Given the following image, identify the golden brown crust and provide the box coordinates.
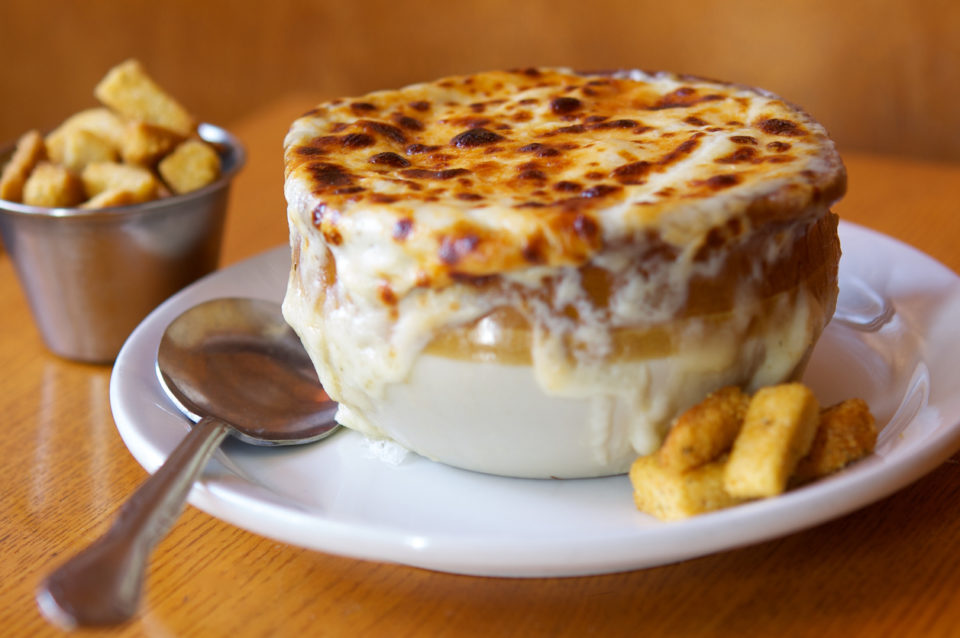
[0,130,47,202]
[793,398,877,482]
[22,161,85,208]
[658,386,750,471]
[94,59,197,137]
[284,68,845,289]
[631,384,876,518]
[158,138,221,194]
[723,383,821,498]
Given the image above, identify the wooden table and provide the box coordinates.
[3,95,960,637]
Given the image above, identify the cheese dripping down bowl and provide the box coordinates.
[281,68,845,479]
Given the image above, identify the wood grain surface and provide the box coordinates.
[2,93,960,637]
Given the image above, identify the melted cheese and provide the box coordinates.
[282,68,845,477]
[285,68,843,292]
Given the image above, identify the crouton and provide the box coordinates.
[724,383,820,498]
[22,162,85,208]
[0,130,47,202]
[158,138,220,194]
[793,399,877,482]
[81,161,160,203]
[658,386,749,472]
[94,59,196,137]
[631,454,744,521]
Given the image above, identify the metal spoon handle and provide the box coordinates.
[37,416,231,629]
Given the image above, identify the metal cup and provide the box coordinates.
[0,123,245,363]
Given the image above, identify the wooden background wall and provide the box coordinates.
[2,0,958,161]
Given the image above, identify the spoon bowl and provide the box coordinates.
[157,297,338,443]
[37,297,339,629]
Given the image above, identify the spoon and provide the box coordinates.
[36,297,339,629]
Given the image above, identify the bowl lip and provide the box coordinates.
[0,122,246,220]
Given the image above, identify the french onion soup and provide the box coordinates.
[282,68,845,478]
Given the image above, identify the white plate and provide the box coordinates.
[110,222,960,577]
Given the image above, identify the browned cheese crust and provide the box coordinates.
[284,68,845,291]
